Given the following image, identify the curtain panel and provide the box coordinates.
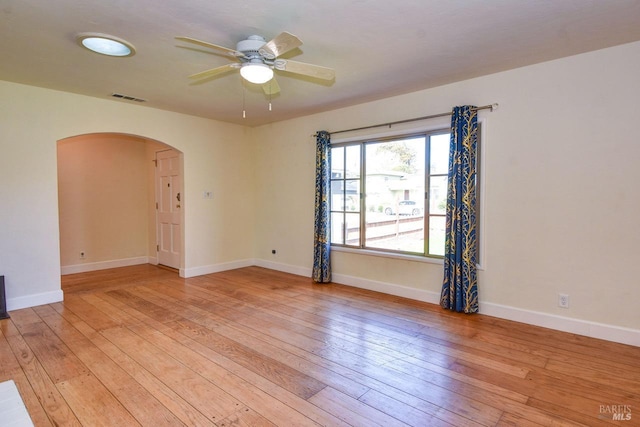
[440,106,479,313]
[312,130,332,283]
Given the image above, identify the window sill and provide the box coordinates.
[330,245,444,265]
[330,245,485,271]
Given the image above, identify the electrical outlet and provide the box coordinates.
[558,293,570,308]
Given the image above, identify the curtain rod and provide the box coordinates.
[316,103,498,137]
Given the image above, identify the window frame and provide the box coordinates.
[328,122,483,265]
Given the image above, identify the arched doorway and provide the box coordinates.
[57,133,184,275]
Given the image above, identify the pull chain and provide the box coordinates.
[242,80,246,119]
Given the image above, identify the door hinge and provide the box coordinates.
[155,202,158,209]
[152,159,157,167]
[156,244,159,252]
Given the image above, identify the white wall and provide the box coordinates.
[252,41,640,345]
[0,82,255,309]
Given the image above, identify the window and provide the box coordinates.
[330,129,479,258]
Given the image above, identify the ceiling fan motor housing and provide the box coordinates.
[236,35,266,57]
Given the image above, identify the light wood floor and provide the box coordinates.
[1,265,638,426]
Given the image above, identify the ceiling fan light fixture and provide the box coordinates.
[240,63,273,84]
[76,33,135,57]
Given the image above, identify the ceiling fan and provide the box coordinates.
[175,32,335,95]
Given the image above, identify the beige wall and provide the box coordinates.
[57,134,153,268]
[1,40,638,343]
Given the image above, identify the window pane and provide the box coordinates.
[364,137,425,253]
[429,176,447,215]
[345,145,360,178]
[428,216,446,256]
[430,133,450,174]
[365,214,424,252]
[330,212,344,244]
[344,179,360,212]
[344,212,360,245]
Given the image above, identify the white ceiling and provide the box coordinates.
[2,0,640,126]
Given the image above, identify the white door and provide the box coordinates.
[156,149,181,269]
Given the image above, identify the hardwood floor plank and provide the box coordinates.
[0,264,631,427]
[0,325,23,380]
[2,319,82,426]
[12,321,88,384]
[357,389,457,427]
[216,407,277,427]
[34,305,187,427]
[93,290,343,426]
[135,284,370,399]
[9,372,54,427]
[495,412,545,427]
[71,319,215,427]
[0,327,52,427]
[99,325,242,423]
[543,357,640,392]
[136,321,337,427]
[56,373,141,426]
[107,287,329,400]
[308,386,408,427]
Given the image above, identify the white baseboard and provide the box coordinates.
[181,259,254,278]
[253,259,313,278]
[61,256,150,275]
[7,289,64,312]
[256,260,640,348]
[480,302,640,348]
[332,271,442,304]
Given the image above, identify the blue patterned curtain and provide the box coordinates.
[313,130,331,283]
[440,106,478,313]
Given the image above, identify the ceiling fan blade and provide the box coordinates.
[262,77,280,95]
[188,63,239,80]
[175,36,245,58]
[274,59,335,81]
[259,32,302,59]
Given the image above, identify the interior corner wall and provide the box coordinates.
[251,41,640,344]
[0,81,255,310]
[57,133,154,272]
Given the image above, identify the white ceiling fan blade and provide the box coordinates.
[259,32,302,59]
[176,36,245,58]
[188,63,239,80]
[262,77,280,95]
[274,59,335,81]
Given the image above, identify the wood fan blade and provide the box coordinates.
[259,32,302,59]
[188,63,239,81]
[262,77,280,95]
[175,36,245,58]
[275,59,335,81]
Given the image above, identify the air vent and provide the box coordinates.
[111,93,147,103]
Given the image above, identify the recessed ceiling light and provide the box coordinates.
[76,33,135,57]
